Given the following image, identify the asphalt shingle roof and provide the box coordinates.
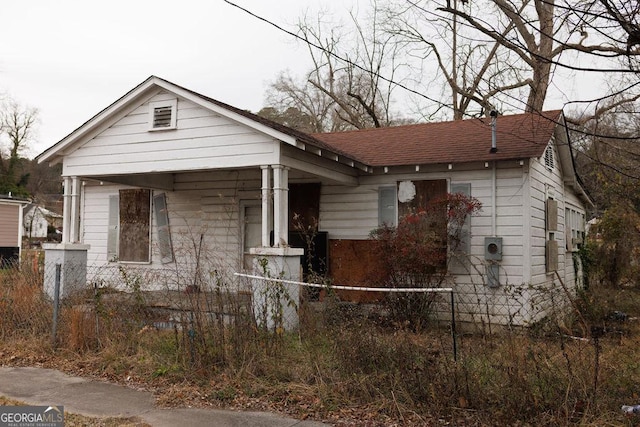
[312,110,563,167]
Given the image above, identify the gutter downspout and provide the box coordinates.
[490,110,498,237]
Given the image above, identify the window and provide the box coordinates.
[108,189,151,263]
[398,179,448,269]
[148,99,177,131]
[565,207,585,252]
[545,197,558,272]
[397,179,447,217]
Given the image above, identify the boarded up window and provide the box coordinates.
[398,179,447,217]
[546,239,558,272]
[398,179,448,270]
[119,189,151,263]
[546,198,558,232]
[328,239,387,303]
[153,192,174,264]
[289,183,320,232]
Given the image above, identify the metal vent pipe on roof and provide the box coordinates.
[490,110,498,153]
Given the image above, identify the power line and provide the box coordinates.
[222,0,457,115]
[222,0,640,143]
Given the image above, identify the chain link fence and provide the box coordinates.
[4,253,631,424]
[3,254,578,354]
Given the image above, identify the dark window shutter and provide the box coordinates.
[107,195,119,261]
[378,186,397,227]
[450,183,472,273]
[153,192,174,264]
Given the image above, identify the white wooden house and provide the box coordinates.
[23,204,63,240]
[0,195,29,266]
[37,76,591,325]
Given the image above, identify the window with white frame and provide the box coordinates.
[148,99,177,131]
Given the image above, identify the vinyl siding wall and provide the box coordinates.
[526,138,586,324]
[318,162,534,325]
[0,203,20,247]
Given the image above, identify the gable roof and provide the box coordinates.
[37,76,364,170]
[313,110,563,166]
[38,75,563,171]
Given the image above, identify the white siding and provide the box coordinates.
[525,138,588,324]
[528,140,566,288]
[24,209,49,239]
[63,91,279,177]
[317,163,538,325]
[82,169,262,289]
[318,163,527,285]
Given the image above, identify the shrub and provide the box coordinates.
[370,193,481,329]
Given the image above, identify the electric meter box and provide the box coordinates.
[484,237,503,261]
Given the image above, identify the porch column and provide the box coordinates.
[61,176,81,243]
[61,177,71,243]
[260,165,271,247]
[45,175,89,300]
[272,165,289,247]
[69,176,81,243]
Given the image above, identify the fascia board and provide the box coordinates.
[156,81,299,147]
[37,77,162,165]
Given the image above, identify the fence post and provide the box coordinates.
[51,263,61,347]
[450,290,457,362]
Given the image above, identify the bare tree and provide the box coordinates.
[0,100,38,196]
[384,0,532,119]
[264,4,403,132]
[383,0,639,118]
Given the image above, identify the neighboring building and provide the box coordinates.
[23,204,63,240]
[37,76,591,325]
[0,195,29,266]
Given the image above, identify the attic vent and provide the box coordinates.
[148,99,177,131]
[544,145,554,170]
[153,106,172,128]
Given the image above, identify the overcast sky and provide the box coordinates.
[0,0,353,157]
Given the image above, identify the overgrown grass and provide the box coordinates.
[2,264,640,425]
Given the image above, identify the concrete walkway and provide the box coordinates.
[0,367,330,426]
